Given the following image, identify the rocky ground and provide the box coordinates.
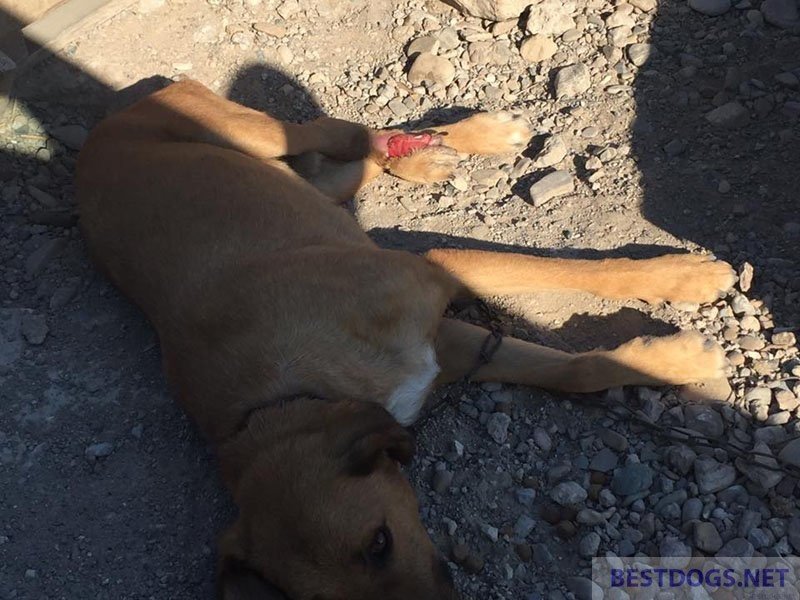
[1,0,799,598]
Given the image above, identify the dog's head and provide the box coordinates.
[217,400,458,600]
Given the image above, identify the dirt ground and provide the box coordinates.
[1,0,798,598]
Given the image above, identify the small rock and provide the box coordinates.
[51,125,89,150]
[590,448,619,473]
[447,0,531,21]
[407,36,440,57]
[694,522,723,553]
[21,313,48,345]
[694,457,736,493]
[705,102,750,128]
[761,0,800,28]
[610,463,653,496]
[432,469,454,494]
[520,35,557,62]
[529,171,574,206]
[684,405,724,438]
[487,412,512,444]
[566,577,603,600]
[626,43,653,67]
[735,442,783,489]
[554,63,591,98]
[532,135,568,168]
[85,442,114,460]
[533,427,553,452]
[778,438,800,468]
[514,514,537,539]
[407,53,456,87]
[579,532,601,557]
[738,262,754,292]
[550,481,587,506]
[772,331,796,347]
[688,0,732,15]
[600,429,628,452]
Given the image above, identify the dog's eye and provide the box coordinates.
[367,525,393,564]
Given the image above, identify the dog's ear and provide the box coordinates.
[218,523,290,600]
[340,408,415,476]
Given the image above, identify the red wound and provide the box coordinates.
[385,133,438,158]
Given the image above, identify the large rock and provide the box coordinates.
[444,0,531,20]
[525,0,577,36]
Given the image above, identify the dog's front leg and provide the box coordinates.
[434,318,726,392]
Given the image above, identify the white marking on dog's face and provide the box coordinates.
[385,344,439,426]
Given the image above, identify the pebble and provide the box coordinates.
[772,331,796,347]
[520,35,557,62]
[566,577,603,600]
[778,438,800,468]
[514,514,536,539]
[406,36,439,57]
[533,135,568,168]
[21,313,48,345]
[738,262,754,292]
[788,517,800,553]
[554,63,591,98]
[579,532,601,557]
[705,102,750,128]
[590,448,619,473]
[761,0,800,28]
[684,405,724,438]
[407,53,456,87]
[694,457,737,493]
[432,469,454,494]
[693,521,723,553]
[487,412,512,444]
[550,481,587,506]
[600,429,628,452]
[626,43,653,67]
[533,427,553,452]
[85,442,114,460]
[610,463,653,496]
[529,171,574,206]
[688,0,732,15]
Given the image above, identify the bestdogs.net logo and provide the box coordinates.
[592,556,800,600]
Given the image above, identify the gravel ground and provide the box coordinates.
[1,0,799,598]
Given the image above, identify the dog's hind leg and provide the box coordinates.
[425,250,736,305]
[434,318,726,392]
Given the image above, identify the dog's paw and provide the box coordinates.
[457,111,532,155]
[386,146,460,184]
[640,254,736,305]
[616,331,728,385]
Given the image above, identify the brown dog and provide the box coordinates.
[76,79,735,600]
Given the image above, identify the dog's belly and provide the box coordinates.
[384,343,439,426]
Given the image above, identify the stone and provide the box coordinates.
[51,125,89,150]
[684,405,724,438]
[554,63,591,98]
[519,35,557,62]
[525,0,577,36]
[21,313,48,345]
[446,0,532,20]
[0,309,24,368]
[761,0,800,28]
[590,448,619,473]
[487,412,512,444]
[660,538,692,568]
[788,517,800,553]
[566,577,603,600]
[717,538,754,558]
[532,135,567,168]
[705,102,750,128]
[772,331,796,347]
[611,464,653,496]
[25,238,66,280]
[688,0,732,15]
[407,53,456,87]
[533,427,553,452]
[550,481,587,506]
[432,469,454,494]
[778,438,800,468]
[626,43,653,67]
[579,532,601,557]
[682,498,703,522]
[514,514,536,539]
[694,522,723,553]
[694,457,737,493]
[738,262,754,292]
[407,36,440,57]
[85,442,114,460]
[529,171,574,206]
[600,429,628,452]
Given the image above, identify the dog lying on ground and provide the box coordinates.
[76,79,735,599]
